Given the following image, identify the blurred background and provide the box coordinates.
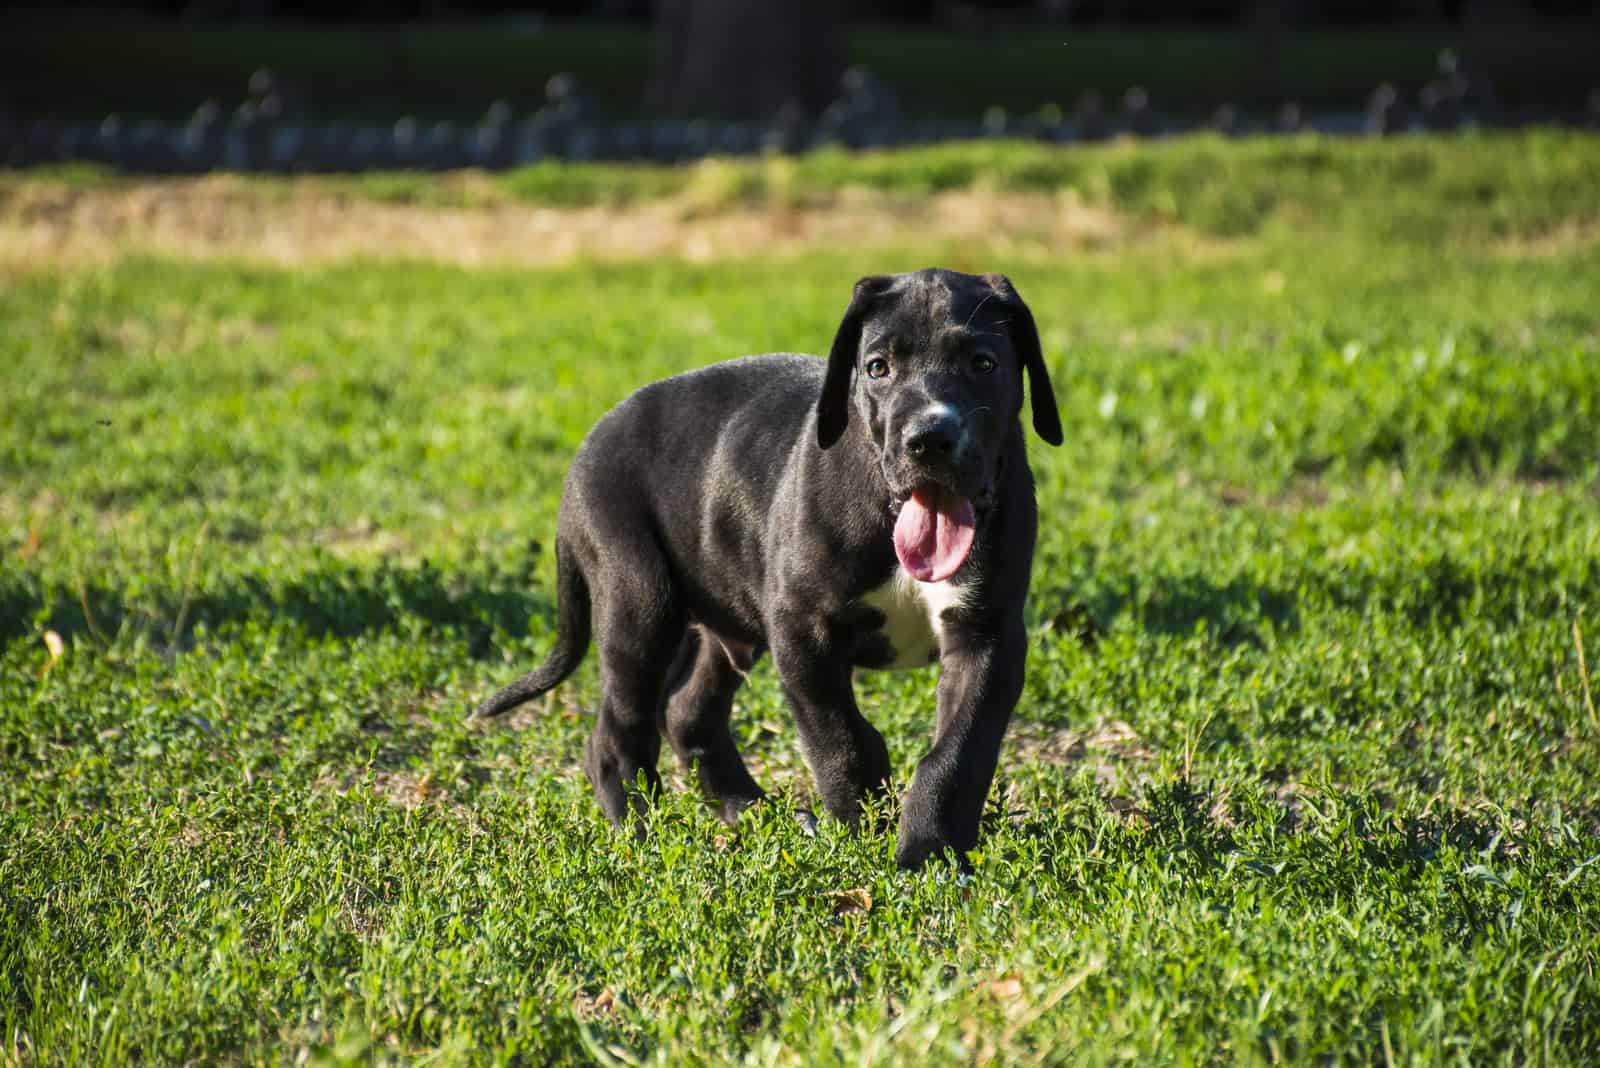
[3,0,1597,171]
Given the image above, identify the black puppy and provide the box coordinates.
[473,268,1061,868]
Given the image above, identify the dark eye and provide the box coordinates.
[865,356,891,379]
[972,352,998,374]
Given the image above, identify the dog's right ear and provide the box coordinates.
[818,275,895,449]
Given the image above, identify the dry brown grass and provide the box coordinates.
[1491,218,1600,260]
[0,173,1131,272]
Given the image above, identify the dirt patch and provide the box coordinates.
[369,768,447,810]
[0,173,1130,272]
[1008,719,1156,771]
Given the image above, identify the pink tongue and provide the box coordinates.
[893,489,977,583]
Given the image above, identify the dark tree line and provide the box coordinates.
[29,0,1600,20]
[18,0,1596,128]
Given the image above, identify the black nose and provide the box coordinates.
[904,418,959,462]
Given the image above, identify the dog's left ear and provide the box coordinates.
[985,274,1063,446]
[818,274,895,449]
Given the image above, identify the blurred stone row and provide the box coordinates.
[4,60,1597,173]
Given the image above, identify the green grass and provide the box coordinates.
[4,133,1600,1064]
[3,12,1598,122]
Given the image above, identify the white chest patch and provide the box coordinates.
[859,568,970,671]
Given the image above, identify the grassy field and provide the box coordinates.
[4,131,1600,1064]
[4,13,1600,122]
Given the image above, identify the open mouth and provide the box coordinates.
[892,483,978,583]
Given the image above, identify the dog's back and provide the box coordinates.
[559,353,826,640]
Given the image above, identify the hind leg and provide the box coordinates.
[582,548,685,834]
[663,626,765,824]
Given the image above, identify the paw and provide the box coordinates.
[894,830,946,870]
[894,813,973,871]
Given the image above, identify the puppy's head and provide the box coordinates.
[817,268,1061,581]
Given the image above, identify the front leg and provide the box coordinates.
[896,616,1027,869]
[769,609,893,826]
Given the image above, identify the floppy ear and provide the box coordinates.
[987,275,1063,446]
[817,275,894,449]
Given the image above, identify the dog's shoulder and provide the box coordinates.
[621,353,827,438]
[663,352,822,393]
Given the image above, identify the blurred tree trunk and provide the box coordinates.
[1251,0,1284,106]
[647,0,846,120]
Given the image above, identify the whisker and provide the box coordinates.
[963,292,997,330]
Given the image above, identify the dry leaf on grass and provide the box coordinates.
[1106,795,1149,826]
[986,976,1025,1001]
[573,986,620,1021]
[42,630,65,671]
[829,887,873,915]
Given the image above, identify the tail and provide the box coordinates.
[470,540,591,720]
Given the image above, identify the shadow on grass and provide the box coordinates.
[996,779,1546,901]
[1040,547,1599,649]
[0,557,553,657]
[1040,574,1302,649]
